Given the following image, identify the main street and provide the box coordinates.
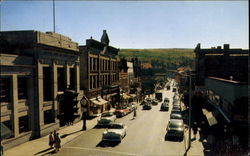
[54,88,188,156]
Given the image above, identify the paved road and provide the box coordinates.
[54,89,187,156]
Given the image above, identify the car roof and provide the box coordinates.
[169,119,184,124]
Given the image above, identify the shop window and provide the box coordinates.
[19,115,30,133]
[0,77,11,103]
[57,67,65,92]
[43,67,52,101]
[18,77,28,100]
[44,109,55,124]
[69,68,75,90]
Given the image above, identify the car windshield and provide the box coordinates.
[101,112,113,117]
[109,124,123,129]
[171,114,182,119]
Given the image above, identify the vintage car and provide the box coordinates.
[164,97,170,103]
[171,109,182,115]
[152,99,158,105]
[97,112,116,127]
[160,102,169,111]
[102,123,128,142]
[166,119,184,141]
[170,113,183,120]
[143,103,152,110]
[114,106,130,117]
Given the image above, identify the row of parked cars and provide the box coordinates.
[166,94,185,141]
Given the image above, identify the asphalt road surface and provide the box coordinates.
[54,89,187,156]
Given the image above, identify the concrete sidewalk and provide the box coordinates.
[183,128,205,156]
[4,114,102,156]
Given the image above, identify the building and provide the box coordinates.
[0,30,81,149]
[79,30,119,116]
[194,43,248,146]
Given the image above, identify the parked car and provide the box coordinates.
[160,102,169,111]
[166,119,184,141]
[171,109,182,115]
[170,113,183,120]
[152,99,158,105]
[173,105,181,111]
[164,97,170,103]
[97,112,116,127]
[114,106,130,117]
[143,103,152,110]
[102,123,127,142]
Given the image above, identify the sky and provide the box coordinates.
[0,1,249,49]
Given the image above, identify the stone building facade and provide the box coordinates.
[79,30,119,116]
[0,31,81,149]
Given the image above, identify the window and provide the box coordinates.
[2,120,14,138]
[44,109,55,124]
[0,77,11,103]
[89,76,93,89]
[18,77,28,100]
[43,67,52,101]
[19,115,30,133]
[57,67,65,92]
[69,68,75,90]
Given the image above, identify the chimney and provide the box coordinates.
[224,44,230,50]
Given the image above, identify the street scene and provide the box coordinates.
[1,1,249,156]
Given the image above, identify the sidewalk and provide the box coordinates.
[4,111,107,156]
[183,128,205,156]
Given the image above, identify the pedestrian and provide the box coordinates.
[192,122,198,140]
[54,133,61,153]
[49,132,54,148]
[133,109,137,119]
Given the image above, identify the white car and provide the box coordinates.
[97,112,116,127]
[102,123,127,142]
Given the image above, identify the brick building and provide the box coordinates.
[79,30,119,116]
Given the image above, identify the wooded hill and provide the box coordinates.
[118,48,195,71]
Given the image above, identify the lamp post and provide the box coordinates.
[188,72,192,149]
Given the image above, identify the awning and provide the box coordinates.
[207,100,231,123]
[90,97,108,106]
[1,122,12,140]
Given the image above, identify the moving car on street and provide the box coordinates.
[97,112,116,127]
[102,123,128,142]
[143,103,152,110]
[160,102,169,111]
[166,119,184,141]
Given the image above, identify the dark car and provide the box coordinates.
[143,103,152,110]
[152,99,158,105]
[173,105,181,111]
[170,113,183,120]
[166,119,184,141]
[164,97,170,103]
[160,102,169,111]
[171,109,182,115]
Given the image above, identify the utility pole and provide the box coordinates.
[53,0,55,32]
[188,72,192,149]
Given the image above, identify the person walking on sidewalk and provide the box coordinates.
[133,108,137,119]
[54,133,61,153]
[49,132,54,148]
[192,122,198,140]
